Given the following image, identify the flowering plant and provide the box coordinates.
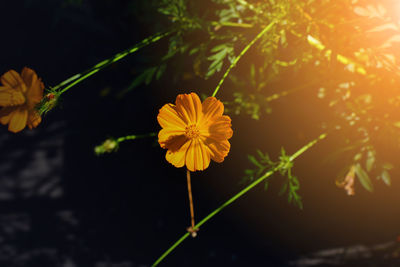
[3,0,400,265]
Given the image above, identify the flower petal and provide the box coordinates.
[27,111,41,129]
[8,108,28,133]
[204,138,231,163]
[175,93,202,124]
[166,139,191,168]
[185,138,211,171]
[197,138,211,171]
[0,107,14,125]
[205,115,233,140]
[22,67,44,108]
[1,70,27,92]
[202,96,224,122]
[21,67,37,88]
[158,103,186,129]
[185,139,196,171]
[0,87,25,106]
[158,128,186,149]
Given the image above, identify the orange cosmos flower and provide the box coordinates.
[0,67,44,133]
[157,92,233,172]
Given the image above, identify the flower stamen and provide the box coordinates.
[185,124,200,139]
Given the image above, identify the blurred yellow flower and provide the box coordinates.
[158,92,233,171]
[0,68,44,133]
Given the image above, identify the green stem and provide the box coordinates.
[151,133,327,266]
[116,132,156,143]
[265,80,317,102]
[211,21,276,97]
[210,21,254,28]
[289,133,327,161]
[53,31,173,94]
[59,69,101,94]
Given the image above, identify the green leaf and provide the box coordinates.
[290,176,300,190]
[383,162,394,170]
[256,167,265,177]
[247,155,262,168]
[206,43,234,78]
[280,147,286,156]
[381,170,391,186]
[355,163,373,192]
[244,169,254,175]
[256,149,264,159]
[264,181,269,191]
[144,67,157,84]
[294,196,303,210]
[353,152,362,161]
[279,181,288,196]
[156,64,167,80]
[210,43,229,53]
[365,150,375,172]
[288,191,293,202]
[189,47,199,55]
[219,8,239,22]
[275,59,297,67]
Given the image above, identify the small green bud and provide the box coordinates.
[94,138,119,155]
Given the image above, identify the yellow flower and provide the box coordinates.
[0,68,44,133]
[157,92,233,171]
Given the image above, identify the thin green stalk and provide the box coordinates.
[289,133,327,162]
[53,31,173,93]
[59,68,101,94]
[116,132,156,143]
[151,133,327,266]
[212,21,276,97]
[265,80,317,102]
[210,21,254,28]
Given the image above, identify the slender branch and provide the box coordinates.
[264,80,318,102]
[116,132,156,143]
[53,31,173,94]
[151,133,328,266]
[210,21,254,28]
[289,133,327,161]
[59,68,101,94]
[211,21,276,97]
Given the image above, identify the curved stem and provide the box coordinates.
[211,21,276,97]
[151,133,327,266]
[53,31,173,94]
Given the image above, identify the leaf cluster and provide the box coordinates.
[244,148,303,209]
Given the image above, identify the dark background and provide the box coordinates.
[1,1,400,266]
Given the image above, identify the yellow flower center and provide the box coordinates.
[185,124,200,139]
